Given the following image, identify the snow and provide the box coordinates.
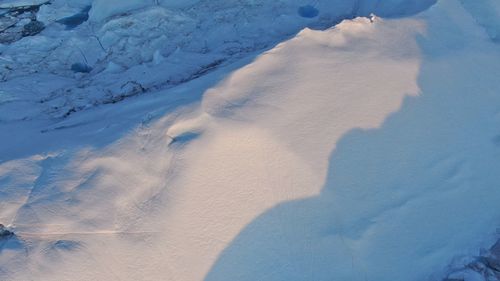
[89,0,151,22]
[0,0,438,120]
[0,0,48,9]
[459,0,500,42]
[89,0,203,22]
[1,0,500,280]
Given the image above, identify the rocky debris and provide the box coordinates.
[0,224,13,238]
[443,238,500,281]
[22,19,44,36]
[0,1,49,44]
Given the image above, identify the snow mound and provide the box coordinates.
[1,1,500,281]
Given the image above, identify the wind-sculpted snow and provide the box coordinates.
[205,3,500,280]
[0,0,435,120]
[1,0,500,281]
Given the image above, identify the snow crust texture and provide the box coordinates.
[1,0,500,281]
[0,0,434,120]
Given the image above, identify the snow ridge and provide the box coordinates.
[2,1,500,281]
[0,0,435,120]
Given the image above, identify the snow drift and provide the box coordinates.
[1,0,500,281]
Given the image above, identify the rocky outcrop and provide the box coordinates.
[0,224,13,238]
[444,238,500,281]
[0,1,49,44]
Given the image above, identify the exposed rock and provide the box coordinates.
[443,237,500,281]
[491,240,500,257]
[0,30,21,44]
[0,224,13,238]
[484,256,500,272]
[0,1,49,44]
[0,16,17,32]
[22,20,44,36]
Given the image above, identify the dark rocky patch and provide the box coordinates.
[0,1,50,44]
[443,237,500,281]
[0,224,13,238]
[22,20,44,36]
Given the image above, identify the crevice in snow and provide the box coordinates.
[458,0,500,43]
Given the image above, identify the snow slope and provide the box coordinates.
[206,2,500,280]
[1,0,500,281]
[0,0,434,120]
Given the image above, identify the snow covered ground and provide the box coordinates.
[0,0,434,119]
[1,0,500,280]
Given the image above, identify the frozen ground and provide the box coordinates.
[1,0,500,280]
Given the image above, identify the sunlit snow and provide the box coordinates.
[1,0,500,281]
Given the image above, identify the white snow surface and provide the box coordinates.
[0,0,435,119]
[1,0,500,281]
[0,0,48,9]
